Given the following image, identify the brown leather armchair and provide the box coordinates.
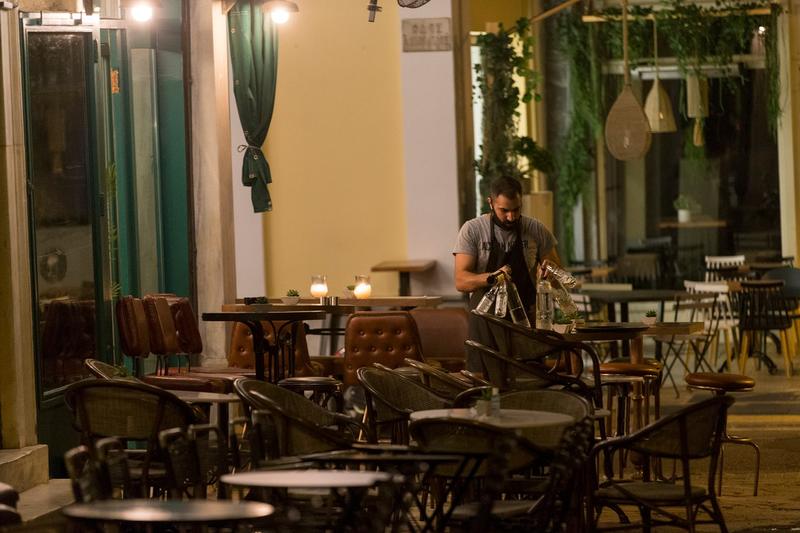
[343,311,425,387]
[409,307,468,372]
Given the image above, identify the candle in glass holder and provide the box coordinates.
[310,275,328,300]
[353,275,372,299]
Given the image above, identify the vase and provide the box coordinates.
[642,316,657,326]
[677,209,691,223]
[474,399,491,417]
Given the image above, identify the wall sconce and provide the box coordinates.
[121,0,162,22]
[260,0,298,24]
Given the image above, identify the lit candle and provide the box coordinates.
[310,275,328,299]
[354,275,371,299]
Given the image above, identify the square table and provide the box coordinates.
[371,259,436,296]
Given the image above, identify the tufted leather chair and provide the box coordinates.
[343,311,425,387]
[409,307,468,372]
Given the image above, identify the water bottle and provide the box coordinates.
[495,280,508,318]
[536,279,554,330]
[476,273,504,313]
[490,387,501,415]
[506,280,531,327]
[542,260,578,289]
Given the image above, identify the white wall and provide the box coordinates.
[399,0,461,297]
[229,69,266,298]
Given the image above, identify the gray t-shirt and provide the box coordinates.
[452,214,557,276]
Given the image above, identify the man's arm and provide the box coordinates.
[455,254,507,293]
[542,246,562,267]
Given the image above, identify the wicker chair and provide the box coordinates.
[64,379,202,496]
[159,424,229,499]
[498,389,593,420]
[471,310,603,407]
[64,444,111,503]
[234,378,363,457]
[401,358,472,398]
[589,395,734,532]
[84,359,138,381]
[356,365,452,444]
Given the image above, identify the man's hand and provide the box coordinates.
[493,265,512,278]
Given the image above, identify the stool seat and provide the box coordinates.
[606,357,663,371]
[685,372,755,392]
[600,362,661,378]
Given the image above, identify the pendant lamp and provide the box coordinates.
[686,74,709,147]
[605,0,652,161]
[644,19,677,133]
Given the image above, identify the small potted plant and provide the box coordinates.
[281,289,300,305]
[673,194,693,223]
[642,310,657,326]
[553,313,573,334]
[343,285,355,298]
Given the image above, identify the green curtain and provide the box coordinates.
[228,1,278,212]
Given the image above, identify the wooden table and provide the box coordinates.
[372,260,436,296]
[63,499,274,527]
[202,310,325,382]
[410,408,574,449]
[657,219,727,229]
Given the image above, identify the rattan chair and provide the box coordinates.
[64,379,202,496]
[95,437,133,498]
[499,389,593,419]
[64,445,111,503]
[357,365,452,444]
[589,395,734,532]
[401,358,472,398]
[472,310,603,407]
[84,359,137,381]
[234,378,363,457]
[159,424,229,499]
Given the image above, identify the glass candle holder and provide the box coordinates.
[353,275,372,299]
[310,275,328,303]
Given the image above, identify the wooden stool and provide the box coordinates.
[278,376,344,412]
[685,372,759,496]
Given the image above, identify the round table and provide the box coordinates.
[221,469,395,489]
[62,499,274,526]
[410,408,574,448]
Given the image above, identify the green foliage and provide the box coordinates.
[673,194,694,210]
[474,18,552,207]
[286,289,300,297]
[646,309,657,317]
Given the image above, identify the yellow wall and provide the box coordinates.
[263,0,407,297]
[470,0,530,32]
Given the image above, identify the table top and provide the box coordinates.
[203,310,327,322]
[658,219,727,229]
[302,450,463,464]
[372,260,436,273]
[580,289,684,303]
[409,408,574,429]
[221,469,395,489]
[564,321,703,342]
[225,297,442,312]
[62,499,274,524]
[167,390,240,404]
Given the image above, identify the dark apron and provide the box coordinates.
[466,221,537,372]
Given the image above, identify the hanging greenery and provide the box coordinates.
[474,18,553,209]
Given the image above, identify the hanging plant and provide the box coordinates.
[474,18,553,209]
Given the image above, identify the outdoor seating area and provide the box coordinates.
[5,0,800,532]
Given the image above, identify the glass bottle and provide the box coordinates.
[506,280,531,328]
[542,260,578,289]
[495,279,508,317]
[536,279,554,330]
[476,274,504,314]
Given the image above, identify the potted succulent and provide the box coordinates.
[281,289,300,305]
[552,313,574,334]
[474,387,493,416]
[673,194,694,223]
[642,310,658,326]
[343,285,355,298]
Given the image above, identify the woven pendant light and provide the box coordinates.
[644,19,676,133]
[686,74,708,146]
[605,0,652,160]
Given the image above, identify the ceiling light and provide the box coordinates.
[260,0,298,24]
[121,0,161,22]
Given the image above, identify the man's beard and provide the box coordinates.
[492,213,520,231]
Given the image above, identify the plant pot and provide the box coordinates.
[281,296,300,305]
[553,323,571,334]
[343,289,355,299]
[642,316,657,326]
[474,399,491,417]
[677,209,691,223]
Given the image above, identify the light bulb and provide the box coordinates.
[271,8,290,24]
[758,26,767,36]
[130,4,154,22]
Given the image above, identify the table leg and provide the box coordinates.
[621,303,630,359]
[247,320,268,381]
[607,303,619,358]
[630,336,644,432]
[399,272,411,297]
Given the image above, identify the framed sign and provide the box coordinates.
[402,17,452,52]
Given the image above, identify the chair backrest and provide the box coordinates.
[142,295,181,356]
[168,297,204,355]
[343,311,425,387]
[705,255,746,269]
[401,358,470,397]
[116,296,151,358]
[228,321,316,376]
[738,279,792,331]
[499,389,592,420]
[159,424,226,499]
[627,395,733,459]
[408,307,468,364]
[94,437,132,498]
[234,378,353,457]
[614,253,660,288]
[84,359,138,382]
[763,266,800,289]
[357,366,451,422]
[705,255,746,282]
[64,445,111,503]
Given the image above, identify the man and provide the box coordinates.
[453,176,560,371]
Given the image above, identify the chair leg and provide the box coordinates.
[722,435,760,496]
[738,332,751,375]
[780,329,794,377]
[723,329,733,371]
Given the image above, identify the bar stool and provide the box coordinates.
[685,372,759,496]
